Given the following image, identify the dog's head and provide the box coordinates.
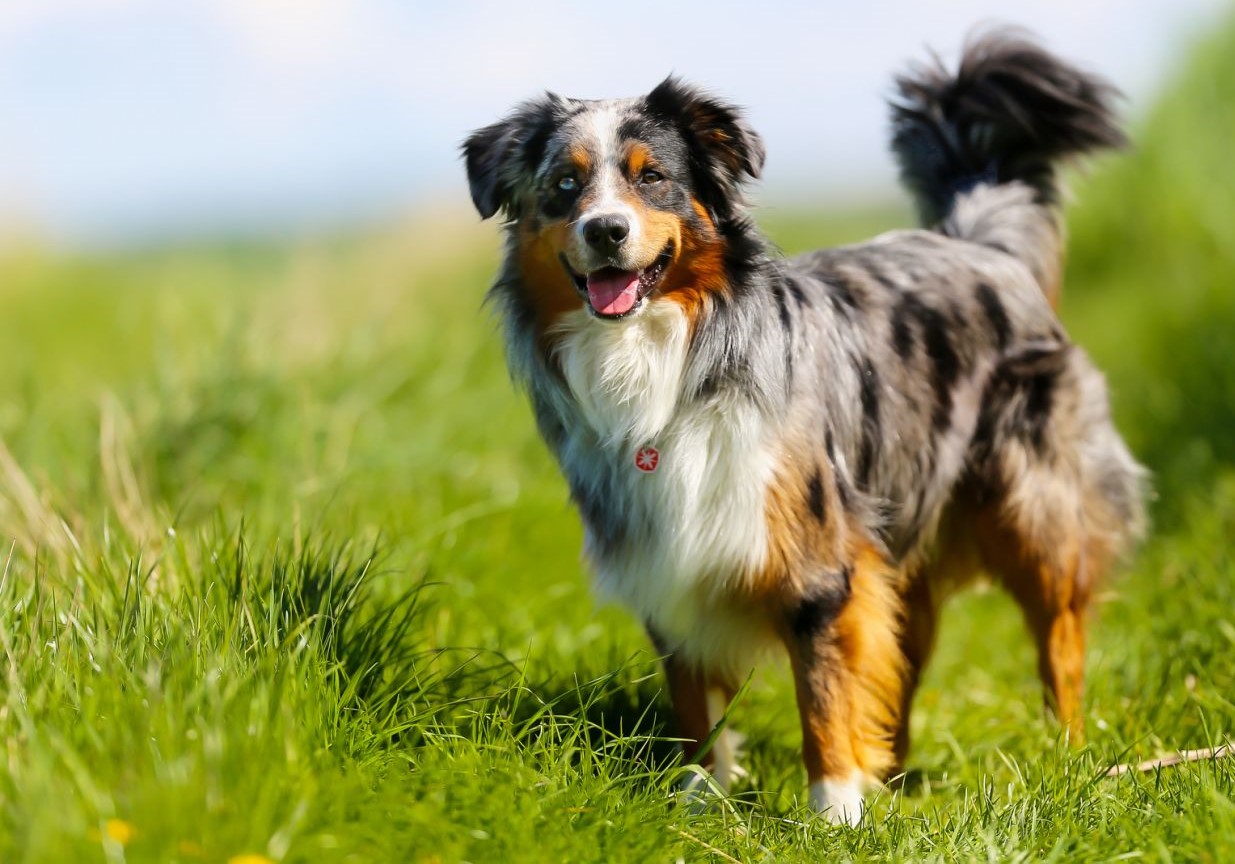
[463,78,764,323]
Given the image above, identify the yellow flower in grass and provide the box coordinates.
[227,855,275,864]
[104,819,136,846]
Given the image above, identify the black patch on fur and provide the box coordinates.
[972,341,1069,468]
[807,469,826,522]
[835,469,853,511]
[686,240,787,407]
[891,295,918,359]
[970,378,1004,464]
[976,282,1011,349]
[857,359,881,487]
[824,428,854,510]
[865,262,900,292]
[540,186,576,222]
[789,568,852,640]
[786,276,811,309]
[768,275,795,397]
[1024,368,1057,451]
[772,280,792,335]
[696,372,722,401]
[892,292,961,429]
[917,302,960,431]
[825,276,860,318]
[568,475,625,555]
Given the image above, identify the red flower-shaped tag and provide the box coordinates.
[635,446,660,473]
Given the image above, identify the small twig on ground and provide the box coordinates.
[1105,743,1233,778]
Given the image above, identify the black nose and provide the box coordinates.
[583,214,630,254]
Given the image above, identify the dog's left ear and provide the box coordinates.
[462,95,564,220]
[645,76,766,221]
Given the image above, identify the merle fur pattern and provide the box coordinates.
[463,29,1147,821]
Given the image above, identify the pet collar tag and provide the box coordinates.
[635,446,660,473]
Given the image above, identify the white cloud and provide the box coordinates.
[212,0,369,81]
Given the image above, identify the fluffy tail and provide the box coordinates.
[890,29,1125,303]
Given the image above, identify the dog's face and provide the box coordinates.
[464,78,765,323]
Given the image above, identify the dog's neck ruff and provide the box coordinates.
[550,302,690,446]
[545,301,779,675]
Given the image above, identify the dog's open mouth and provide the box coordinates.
[562,245,674,319]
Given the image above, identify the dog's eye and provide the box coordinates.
[639,169,664,185]
[556,175,579,193]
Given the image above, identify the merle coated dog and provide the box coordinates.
[463,30,1146,824]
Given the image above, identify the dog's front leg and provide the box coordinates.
[782,552,905,826]
[649,629,745,798]
[659,648,714,769]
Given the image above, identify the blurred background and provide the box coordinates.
[0,0,1228,248]
[2,5,1235,858]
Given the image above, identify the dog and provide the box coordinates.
[462,30,1146,825]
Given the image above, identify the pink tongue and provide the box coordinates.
[586,269,641,316]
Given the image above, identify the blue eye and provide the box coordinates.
[557,175,578,192]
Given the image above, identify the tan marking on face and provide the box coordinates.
[619,190,680,263]
[659,200,729,325]
[567,145,592,176]
[516,220,581,337]
[624,142,653,178]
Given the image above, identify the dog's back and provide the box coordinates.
[765,29,1145,568]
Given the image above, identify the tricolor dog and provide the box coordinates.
[463,30,1146,824]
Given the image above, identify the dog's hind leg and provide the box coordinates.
[892,502,989,769]
[781,543,905,825]
[890,571,942,771]
[973,347,1146,741]
[975,507,1091,740]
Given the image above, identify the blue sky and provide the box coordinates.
[0,0,1226,247]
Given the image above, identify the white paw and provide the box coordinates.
[676,730,746,814]
[706,690,747,790]
[710,726,748,790]
[809,774,866,826]
[677,765,720,813]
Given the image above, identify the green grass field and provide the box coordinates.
[2,19,1234,864]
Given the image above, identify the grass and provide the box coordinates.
[2,16,1235,864]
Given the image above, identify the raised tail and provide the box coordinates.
[889,29,1125,303]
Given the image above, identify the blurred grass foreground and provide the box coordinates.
[1,15,1235,864]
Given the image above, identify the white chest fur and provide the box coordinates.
[550,304,779,674]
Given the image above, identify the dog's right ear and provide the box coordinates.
[462,95,564,220]
[645,76,765,222]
